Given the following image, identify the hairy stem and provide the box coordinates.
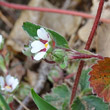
[0,1,109,23]
[9,102,14,110]
[44,59,55,64]
[64,73,75,79]
[70,0,104,106]
[70,54,103,60]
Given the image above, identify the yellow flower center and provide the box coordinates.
[45,43,48,48]
[5,86,11,89]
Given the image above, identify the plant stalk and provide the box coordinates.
[0,1,109,23]
[70,54,103,60]
[70,0,104,106]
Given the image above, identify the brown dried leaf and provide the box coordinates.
[96,24,110,57]
[89,57,110,102]
[27,69,38,87]
[9,58,25,80]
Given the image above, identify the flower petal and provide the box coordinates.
[0,76,5,89]
[31,41,45,53]
[5,87,13,92]
[5,75,19,92]
[0,75,19,92]
[37,28,49,41]
[6,75,15,86]
[11,78,19,91]
[34,52,46,61]
[0,35,3,44]
[46,43,50,51]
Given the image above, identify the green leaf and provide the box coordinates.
[22,22,69,48]
[48,30,69,48]
[79,68,91,91]
[53,84,70,99]
[44,84,70,110]
[44,94,60,102]
[31,89,57,110]
[62,99,69,110]
[0,55,7,73]
[0,93,10,110]
[15,82,31,100]
[71,97,85,110]
[23,22,40,39]
[82,95,109,110]
[4,53,10,66]
[0,106,3,110]
[48,69,60,83]
[6,96,13,104]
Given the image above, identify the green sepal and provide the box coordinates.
[60,56,68,69]
[52,49,65,62]
[22,45,32,57]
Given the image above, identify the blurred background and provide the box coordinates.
[0,0,110,110]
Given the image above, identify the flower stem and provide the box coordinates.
[70,0,104,106]
[64,73,75,79]
[70,54,103,60]
[0,1,110,23]
[9,102,14,110]
[44,59,55,64]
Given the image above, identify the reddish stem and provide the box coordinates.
[64,73,75,79]
[70,54,103,60]
[9,102,14,110]
[70,0,104,105]
[0,1,110,23]
[44,59,55,64]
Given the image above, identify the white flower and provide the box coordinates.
[0,35,2,44]
[31,28,51,61]
[0,75,19,92]
[0,35,4,50]
[0,35,3,44]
